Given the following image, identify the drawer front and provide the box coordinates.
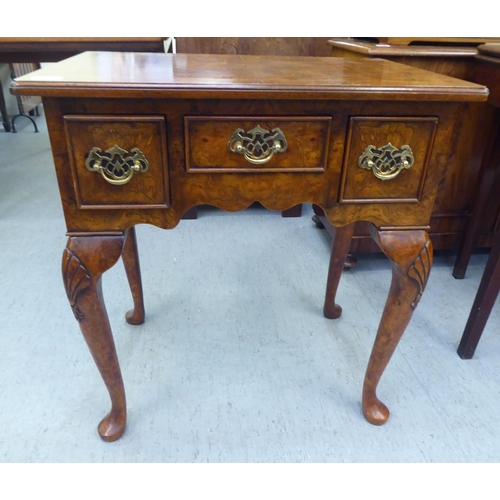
[339,117,438,204]
[64,115,169,209]
[185,116,332,173]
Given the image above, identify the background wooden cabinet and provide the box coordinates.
[325,37,500,254]
[175,38,333,57]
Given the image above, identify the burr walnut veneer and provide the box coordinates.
[11,52,487,441]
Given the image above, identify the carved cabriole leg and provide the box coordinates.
[363,227,432,425]
[62,234,126,442]
[122,226,145,325]
[323,223,356,319]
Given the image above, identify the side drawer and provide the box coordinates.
[64,115,169,209]
[185,116,332,173]
[339,116,439,204]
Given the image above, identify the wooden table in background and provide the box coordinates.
[0,37,168,132]
[369,37,500,46]
[11,52,487,441]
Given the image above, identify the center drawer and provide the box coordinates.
[185,116,332,173]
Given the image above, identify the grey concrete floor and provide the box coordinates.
[1,112,500,463]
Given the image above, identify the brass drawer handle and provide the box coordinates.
[85,145,149,186]
[358,143,414,181]
[228,125,288,165]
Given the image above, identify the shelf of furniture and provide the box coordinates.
[11,51,487,441]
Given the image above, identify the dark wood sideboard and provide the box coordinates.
[11,52,487,441]
[175,37,333,57]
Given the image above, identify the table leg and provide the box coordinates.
[62,233,127,441]
[457,226,500,359]
[453,110,500,279]
[182,207,198,219]
[282,204,303,218]
[313,205,358,270]
[0,86,11,132]
[122,226,145,325]
[363,228,432,425]
[323,223,355,319]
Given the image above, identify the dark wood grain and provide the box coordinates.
[176,37,333,57]
[0,37,167,63]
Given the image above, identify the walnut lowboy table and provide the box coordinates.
[11,52,487,441]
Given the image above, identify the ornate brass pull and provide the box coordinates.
[85,145,149,186]
[228,125,287,165]
[358,143,414,181]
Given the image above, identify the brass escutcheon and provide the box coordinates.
[228,125,287,165]
[358,143,414,181]
[85,145,149,186]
